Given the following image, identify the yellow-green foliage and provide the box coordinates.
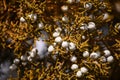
[0,0,120,80]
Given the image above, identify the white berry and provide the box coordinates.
[32,48,37,53]
[61,5,68,11]
[38,22,44,29]
[53,32,60,37]
[76,70,82,78]
[55,27,62,32]
[29,52,36,58]
[80,23,88,30]
[88,22,96,30]
[83,51,89,58]
[9,64,17,70]
[103,13,110,20]
[62,41,69,48]
[103,49,111,57]
[70,56,77,62]
[27,56,32,62]
[80,67,88,73]
[55,37,62,43]
[62,16,69,23]
[71,64,78,70]
[90,52,100,59]
[13,59,20,64]
[21,55,27,61]
[20,17,25,22]
[107,56,114,63]
[84,3,92,10]
[69,42,76,50]
[82,36,86,40]
[48,45,54,52]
